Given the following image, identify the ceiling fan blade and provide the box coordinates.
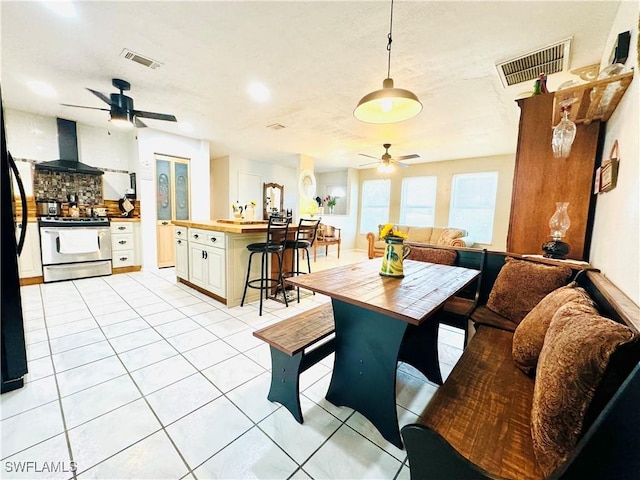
[359,153,380,160]
[86,88,112,105]
[391,159,410,168]
[134,110,177,122]
[395,154,420,161]
[60,103,110,112]
[134,117,148,128]
[359,161,381,167]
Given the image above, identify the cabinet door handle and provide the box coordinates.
[203,250,208,260]
[194,234,199,239]
[118,226,126,230]
[177,231,182,235]
[162,221,169,225]
[177,239,182,245]
[210,237,216,243]
[118,240,127,245]
[119,256,128,261]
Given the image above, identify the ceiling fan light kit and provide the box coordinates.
[354,0,422,124]
[61,78,177,128]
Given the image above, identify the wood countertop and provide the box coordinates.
[173,219,280,234]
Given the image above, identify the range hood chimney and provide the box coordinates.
[34,118,104,175]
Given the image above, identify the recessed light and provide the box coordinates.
[248,82,270,103]
[27,81,57,98]
[180,122,194,133]
[41,0,77,18]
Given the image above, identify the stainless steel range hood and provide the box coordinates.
[35,118,104,176]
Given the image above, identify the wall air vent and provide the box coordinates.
[266,123,286,130]
[496,38,572,88]
[119,49,163,70]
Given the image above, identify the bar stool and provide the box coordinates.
[282,218,321,302]
[241,215,291,315]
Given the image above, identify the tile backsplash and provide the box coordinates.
[33,169,103,205]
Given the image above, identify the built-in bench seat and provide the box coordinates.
[401,269,640,479]
[253,303,335,422]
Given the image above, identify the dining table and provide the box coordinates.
[285,258,480,448]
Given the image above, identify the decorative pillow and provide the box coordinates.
[531,303,639,476]
[436,228,466,245]
[512,282,595,375]
[486,257,572,324]
[407,247,457,265]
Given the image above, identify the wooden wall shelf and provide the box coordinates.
[552,71,634,126]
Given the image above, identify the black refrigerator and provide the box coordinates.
[1,91,29,393]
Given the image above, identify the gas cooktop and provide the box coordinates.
[38,216,110,227]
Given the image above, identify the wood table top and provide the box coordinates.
[286,259,480,326]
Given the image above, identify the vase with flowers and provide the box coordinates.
[324,196,337,215]
[379,223,411,277]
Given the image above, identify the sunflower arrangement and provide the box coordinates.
[380,223,408,240]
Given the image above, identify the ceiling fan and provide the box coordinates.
[359,143,419,171]
[61,78,177,128]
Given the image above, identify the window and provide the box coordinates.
[360,179,391,233]
[400,176,437,225]
[449,172,498,244]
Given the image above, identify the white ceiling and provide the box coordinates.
[1,1,620,172]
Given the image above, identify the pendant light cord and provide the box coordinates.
[386,0,394,79]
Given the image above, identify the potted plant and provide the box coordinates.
[324,196,337,214]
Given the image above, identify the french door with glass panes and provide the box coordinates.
[156,155,190,267]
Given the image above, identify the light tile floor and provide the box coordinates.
[0,250,464,480]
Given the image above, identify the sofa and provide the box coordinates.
[366,224,473,259]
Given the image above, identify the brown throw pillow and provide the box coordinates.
[531,303,639,476]
[486,257,572,324]
[512,282,595,375]
[407,247,457,266]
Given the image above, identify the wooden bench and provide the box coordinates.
[401,270,640,479]
[313,224,341,262]
[253,303,335,422]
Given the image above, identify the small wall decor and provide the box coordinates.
[595,140,620,194]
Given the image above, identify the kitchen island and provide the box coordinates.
[172,219,286,307]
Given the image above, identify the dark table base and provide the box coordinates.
[326,300,442,449]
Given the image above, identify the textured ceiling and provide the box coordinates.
[0,1,620,171]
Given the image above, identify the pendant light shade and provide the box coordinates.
[354,78,422,124]
[354,0,422,124]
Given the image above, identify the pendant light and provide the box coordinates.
[354,0,422,124]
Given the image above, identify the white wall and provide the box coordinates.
[589,2,639,303]
[137,129,210,270]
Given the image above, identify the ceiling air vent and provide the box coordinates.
[266,123,286,130]
[496,38,572,87]
[119,48,163,70]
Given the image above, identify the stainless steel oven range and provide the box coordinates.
[39,217,112,283]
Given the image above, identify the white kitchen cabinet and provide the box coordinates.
[110,221,141,270]
[16,222,42,280]
[187,228,226,298]
[175,226,189,280]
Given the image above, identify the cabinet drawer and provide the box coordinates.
[206,231,225,249]
[189,228,225,248]
[112,250,135,268]
[175,226,187,239]
[112,233,134,250]
[111,222,133,233]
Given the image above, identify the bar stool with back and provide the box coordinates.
[241,215,291,315]
[282,218,321,302]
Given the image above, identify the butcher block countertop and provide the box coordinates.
[172,219,278,234]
